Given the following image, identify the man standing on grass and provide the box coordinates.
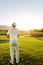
[7,22,19,64]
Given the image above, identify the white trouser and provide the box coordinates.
[10,39,19,63]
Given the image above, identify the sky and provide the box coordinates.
[0,0,43,30]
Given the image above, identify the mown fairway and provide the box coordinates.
[0,36,43,65]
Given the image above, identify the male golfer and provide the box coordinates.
[7,22,19,64]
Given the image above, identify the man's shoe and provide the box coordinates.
[9,60,14,65]
[16,60,19,64]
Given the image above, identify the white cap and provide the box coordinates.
[12,22,16,26]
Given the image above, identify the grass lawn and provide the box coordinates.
[0,37,43,65]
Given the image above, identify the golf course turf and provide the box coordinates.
[0,37,43,65]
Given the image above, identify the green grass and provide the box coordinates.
[0,36,43,65]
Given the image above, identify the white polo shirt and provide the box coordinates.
[7,28,19,40]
